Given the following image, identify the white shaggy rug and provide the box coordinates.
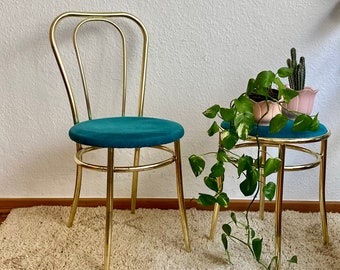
[0,206,339,269]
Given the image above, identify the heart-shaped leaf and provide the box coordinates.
[197,193,216,206]
[263,181,276,201]
[188,155,205,177]
[203,104,220,118]
[252,238,263,262]
[207,121,220,136]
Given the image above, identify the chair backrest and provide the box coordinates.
[50,12,149,124]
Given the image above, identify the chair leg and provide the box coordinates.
[67,164,83,227]
[174,140,191,252]
[319,139,329,244]
[104,148,114,270]
[131,148,141,214]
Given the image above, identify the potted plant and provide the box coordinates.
[189,67,319,269]
[285,48,318,116]
[246,67,298,125]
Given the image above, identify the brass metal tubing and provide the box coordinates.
[247,131,330,145]
[131,148,141,214]
[209,173,223,240]
[75,145,176,173]
[259,145,267,220]
[174,140,191,252]
[104,148,114,270]
[67,165,83,227]
[235,143,321,171]
[275,144,286,270]
[319,139,329,244]
[209,203,220,240]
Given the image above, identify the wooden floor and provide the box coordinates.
[1,198,339,224]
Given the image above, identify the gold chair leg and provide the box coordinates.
[319,139,329,244]
[259,146,267,220]
[174,140,191,252]
[104,148,114,270]
[131,148,141,214]
[275,144,286,270]
[67,164,83,227]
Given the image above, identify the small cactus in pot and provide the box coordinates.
[285,48,318,115]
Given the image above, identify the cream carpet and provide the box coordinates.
[0,206,339,269]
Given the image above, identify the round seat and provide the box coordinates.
[69,116,184,148]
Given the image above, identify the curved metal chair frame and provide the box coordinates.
[50,12,190,270]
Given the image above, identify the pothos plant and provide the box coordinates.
[189,67,319,269]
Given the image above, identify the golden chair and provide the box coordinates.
[49,12,190,269]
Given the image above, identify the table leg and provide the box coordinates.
[259,145,267,220]
[275,144,286,270]
[209,175,223,240]
[319,139,329,244]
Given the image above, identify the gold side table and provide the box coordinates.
[210,120,330,269]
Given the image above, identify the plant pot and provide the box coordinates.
[284,86,318,117]
[251,99,282,126]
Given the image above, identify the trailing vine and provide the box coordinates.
[189,67,318,269]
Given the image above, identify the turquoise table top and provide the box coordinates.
[221,120,329,141]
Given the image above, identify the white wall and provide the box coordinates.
[1,0,339,201]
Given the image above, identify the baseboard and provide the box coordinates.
[1,198,339,223]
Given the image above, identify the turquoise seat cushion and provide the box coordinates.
[69,116,184,148]
[221,120,328,139]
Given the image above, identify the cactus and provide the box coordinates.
[287,48,305,90]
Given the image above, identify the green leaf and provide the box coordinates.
[273,77,286,93]
[263,181,276,201]
[287,255,298,264]
[216,192,229,207]
[252,238,263,262]
[207,121,220,136]
[204,176,219,193]
[188,155,205,177]
[310,114,320,131]
[222,223,232,236]
[220,129,239,150]
[277,67,293,77]
[220,107,235,122]
[292,114,312,131]
[197,193,216,206]
[234,112,254,140]
[255,70,275,89]
[221,233,228,250]
[210,162,225,178]
[269,114,288,133]
[246,78,256,95]
[248,167,260,184]
[240,176,258,196]
[203,104,220,118]
[237,155,253,177]
[280,87,299,103]
[217,149,229,163]
[230,212,237,224]
[263,158,281,177]
[234,95,254,114]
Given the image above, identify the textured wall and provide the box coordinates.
[1,0,339,201]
